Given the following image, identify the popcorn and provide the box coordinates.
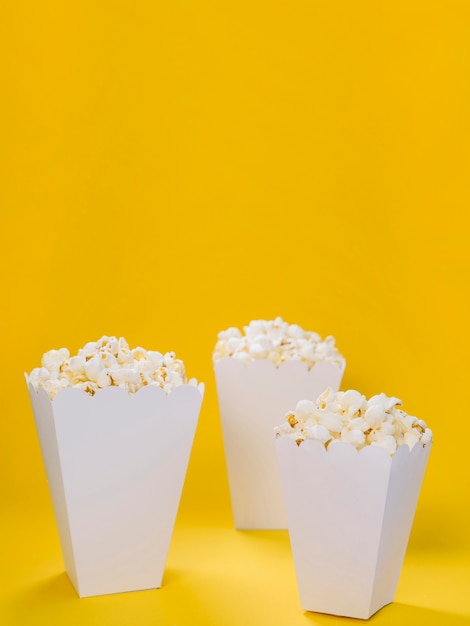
[306,424,332,444]
[213,317,344,369]
[28,336,188,399]
[275,388,432,456]
[84,357,105,382]
[42,348,70,371]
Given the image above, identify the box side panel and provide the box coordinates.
[215,359,343,529]
[27,384,79,592]
[369,443,431,615]
[276,438,390,619]
[53,385,201,597]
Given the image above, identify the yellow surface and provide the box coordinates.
[1,1,469,624]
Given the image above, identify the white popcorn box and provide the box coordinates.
[214,358,344,529]
[275,437,431,619]
[26,379,204,598]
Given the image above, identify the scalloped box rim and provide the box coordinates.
[277,435,431,460]
[213,355,345,374]
[24,374,205,403]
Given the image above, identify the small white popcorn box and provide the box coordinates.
[214,358,344,529]
[275,437,431,619]
[26,379,204,598]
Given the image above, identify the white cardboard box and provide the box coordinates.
[26,379,204,598]
[275,436,431,619]
[214,358,344,529]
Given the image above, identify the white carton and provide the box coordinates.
[26,379,204,598]
[275,436,431,619]
[214,358,344,529]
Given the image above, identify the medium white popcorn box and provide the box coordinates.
[214,358,344,529]
[275,437,431,619]
[26,379,204,598]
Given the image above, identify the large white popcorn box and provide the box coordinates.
[26,380,204,598]
[214,358,344,529]
[275,437,431,619]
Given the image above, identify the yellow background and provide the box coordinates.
[1,1,469,624]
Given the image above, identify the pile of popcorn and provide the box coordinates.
[28,336,188,399]
[274,387,432,456]
[213,317,344,369]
